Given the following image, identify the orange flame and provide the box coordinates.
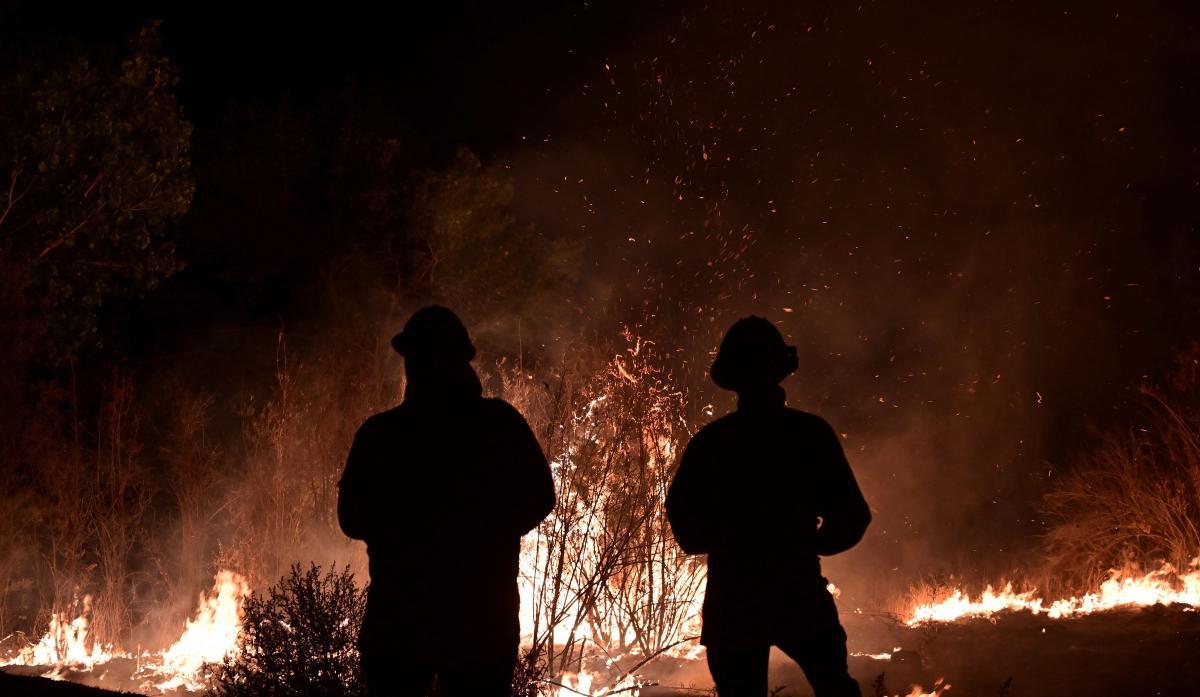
[906,561,1200,626]
[0,596,119,677]
[1,571,249,692]
[150,570,250,691]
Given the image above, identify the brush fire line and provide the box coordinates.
[3,560,1199,695]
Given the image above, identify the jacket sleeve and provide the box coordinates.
[666,431,715,555]
[813,420,871,556]
[338,420,378,542]
[495,401,556,537]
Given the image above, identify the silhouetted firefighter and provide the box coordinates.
[667,316,871,697]
[338,306,555,697]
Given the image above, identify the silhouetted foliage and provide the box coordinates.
[210,564,366,697]
[0,21,192,360]
[410,148,582,350]
[0,20,191,642]
[508,646,549,697]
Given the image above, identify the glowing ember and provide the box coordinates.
[551,669,641,697]
[906,561,1200,626]
[898,680,950,697]
[851,649,900,661]
[555,671,595,696]
[516,338,706,689]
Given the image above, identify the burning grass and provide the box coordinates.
[5,338,1200,696]
[901,560,1200,626]
[1041,346,1200,591]
[1,331,708,696]
[1,570,248,692]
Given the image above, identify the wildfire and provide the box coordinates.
[899,679,950,697]
[555,671,595,696]
[551,669,641,697]
[906,561,1200,626]
[515,337,707,697]
[150,570,250,691]
[1,570,248,693]
[1,595,116,675]
[8,338,1198,697]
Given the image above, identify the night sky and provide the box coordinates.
[6,0,1200,594]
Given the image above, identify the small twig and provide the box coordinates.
[539,679,592,697]
[0,168,33,229]
[613,634,701,681]
[38,201,105,258]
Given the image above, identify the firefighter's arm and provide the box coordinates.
[813,420,871,556]
[666,432,716,555]
[338,419,379,542]
[496,401,556,536]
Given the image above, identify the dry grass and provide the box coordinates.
[1042,347,1200,592]
[2,310,710,688]
[0,372,155,651]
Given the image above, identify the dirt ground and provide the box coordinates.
[0,659,176,696]
[5,605,1199,696]
[0,670,140,696]
[641,605,1200,696]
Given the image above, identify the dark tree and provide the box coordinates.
[0,21,192,361]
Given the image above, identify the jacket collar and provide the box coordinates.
[736,384,786,412]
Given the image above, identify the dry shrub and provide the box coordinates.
[143,381,226,640]
[1042,346,1200,590]
[223,326,400,588]
[211,565,550,697]
[509,646,550,697]
[17,372,153,651]
[210,563,366,697]
[506,331,704,676]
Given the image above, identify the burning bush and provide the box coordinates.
[1043,347,1200,590]
[509,332,706,677]
[210,564,366,697]
[509,646,550,697]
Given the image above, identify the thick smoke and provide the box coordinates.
[4,1,1197,663]
[484,1,1199,605]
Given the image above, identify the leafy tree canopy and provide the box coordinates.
[0,21,193,362]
